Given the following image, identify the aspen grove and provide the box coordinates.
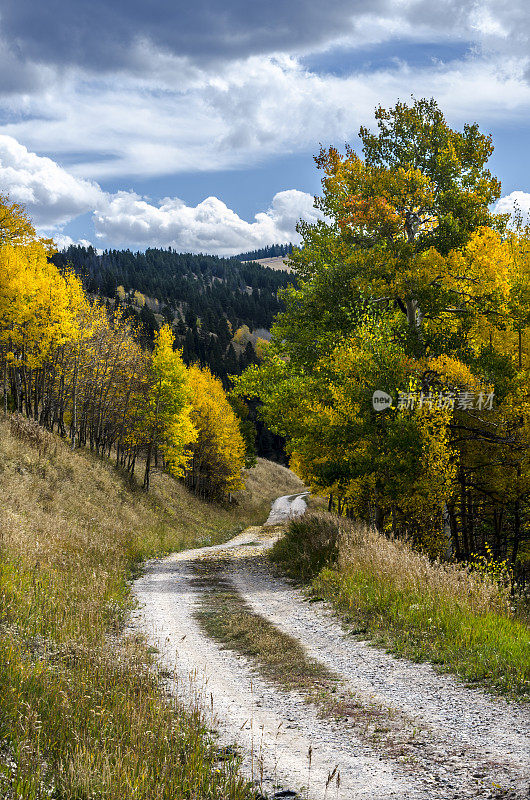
[236,99,530,572]
[0,196,246,499]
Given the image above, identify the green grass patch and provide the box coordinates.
[314,568,530,698]
[271,513,530,700]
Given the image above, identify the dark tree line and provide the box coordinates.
[53,247,292,320]
[52,245,294,378]
[236,243,294,260]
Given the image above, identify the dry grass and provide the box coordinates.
[240,256,292,273]
[240,457,305,508]
[272,513,530,698]
[0,415,297,798]
[9,413,55,459]
[336,517,510,616]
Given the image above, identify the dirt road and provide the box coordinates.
[132,495,529,800]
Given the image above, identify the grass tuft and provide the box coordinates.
[193,558,337,697]
[269,514,339,582]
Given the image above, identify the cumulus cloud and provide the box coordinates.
[0,135,104,228]
[496,190,530,224]
[0,134,321,254]
[0,0,526,256]
[51,234,96,250]
[93,189,321,255]
[1,132,529,259]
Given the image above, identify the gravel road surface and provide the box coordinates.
[132,494,529,800]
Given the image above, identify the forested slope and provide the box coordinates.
[52,245,292,461]
[52,245,293,360]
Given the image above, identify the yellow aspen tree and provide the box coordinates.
[0,193,36,247]
[139,325,196,490]
[186,364,245,500]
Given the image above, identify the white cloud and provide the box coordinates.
[0,135,104,228]
[50,233,96,250]
[93,189,321,255]
[0,132,322,253]
[496,190,530,224]
[1,52,529,184]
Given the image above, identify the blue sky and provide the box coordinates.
[0,0,529,255]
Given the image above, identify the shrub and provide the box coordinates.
[9,413,54,457]
[270,512,340,581]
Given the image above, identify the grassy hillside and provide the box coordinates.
[240,256,292,273]
[0,415,303,799]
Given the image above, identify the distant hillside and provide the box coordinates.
[53,244,295,380]
[54,246,293,328]
[241,255,292,273]
[53,244,292,462]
